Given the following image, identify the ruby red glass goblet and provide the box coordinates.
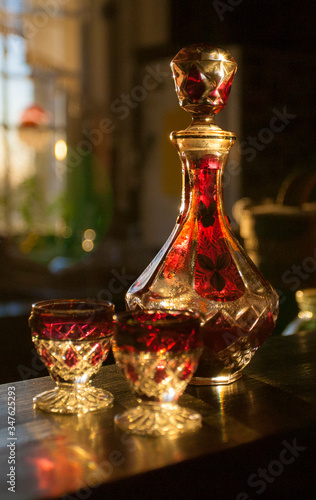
[29,299,114,414]
[112,309,202,436]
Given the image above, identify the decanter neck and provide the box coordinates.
[171,132,235,221]
[189,155,226,225]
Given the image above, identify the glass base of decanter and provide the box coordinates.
[190,371,243,385]
[114,403,202,437]
[190,340,257,385]
[33,385,114,414]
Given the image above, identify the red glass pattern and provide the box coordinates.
[64,348,78,368]
[153,363,168,384]
[126,363,139,382]
[195,155,244,300]
[200,312,274,355]
[180,359,196,380]
[185,64,206,101]
[40,345,53,367]
[114,310,202,353]
[29,300,114,341]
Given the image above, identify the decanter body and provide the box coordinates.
[126,44,279,385]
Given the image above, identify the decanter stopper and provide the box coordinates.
[170,43,237,119]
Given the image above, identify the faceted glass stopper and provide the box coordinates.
[170,43,237,116]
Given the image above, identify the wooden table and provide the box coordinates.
[1,331,316,500]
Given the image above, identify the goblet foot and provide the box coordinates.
[114,403,201,437]
[33,385,113,414]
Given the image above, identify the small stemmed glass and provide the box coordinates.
[29,299,114,414]
[112,309,202,436]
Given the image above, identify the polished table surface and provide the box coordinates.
[1,331,316,500]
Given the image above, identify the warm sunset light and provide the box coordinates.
[54,139,67,161]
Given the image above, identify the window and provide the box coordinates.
[0,1,83,264]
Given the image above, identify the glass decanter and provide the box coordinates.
[282,289,316,336]
[126,44,279,385]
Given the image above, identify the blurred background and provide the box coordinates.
[1,0,316,382]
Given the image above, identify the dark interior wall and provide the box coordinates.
[171,0,316,201]
[241,45,316,201]
[171,0,316,51]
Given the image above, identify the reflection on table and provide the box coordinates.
[1,331,316,499]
